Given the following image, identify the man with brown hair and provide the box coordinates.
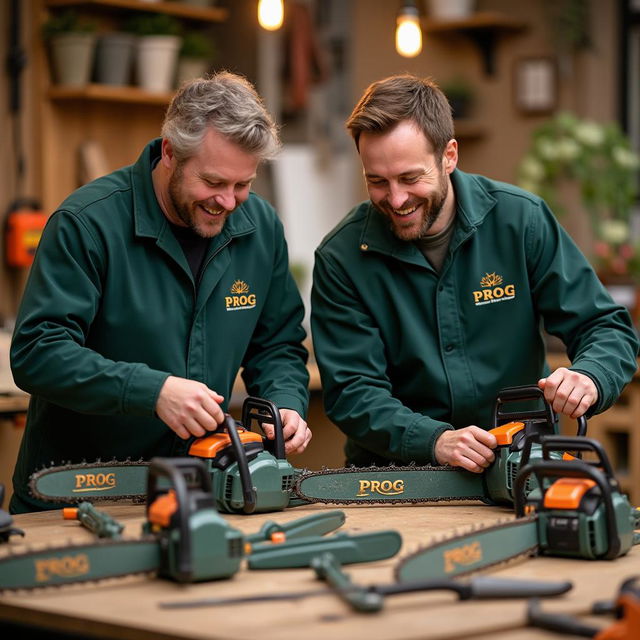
[311,73,638,471]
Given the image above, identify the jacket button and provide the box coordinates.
[445,344,454,352]
[360,243,368,251]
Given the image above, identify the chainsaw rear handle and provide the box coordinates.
[242,397,286,460]
[514,459,622,560]
[518,418,588,469]
[146,457,214,581]
[492,385,555,429]
[222,414,257,514]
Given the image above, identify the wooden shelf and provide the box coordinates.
[48,83,172,105]
[423,11,526,33]
[44,0,228,22]
[423,11,527,76]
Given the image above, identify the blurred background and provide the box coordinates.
[0,0,639,500]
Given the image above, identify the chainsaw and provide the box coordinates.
[0,457,402,591]
[29,386,585,513]
[394,435,640,583]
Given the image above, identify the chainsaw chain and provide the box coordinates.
[29,459,150,504]
[393,515,539,581]
[0,536,157,592]
[293,464,490,505]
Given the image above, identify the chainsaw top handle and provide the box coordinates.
[492,385,555,429]
[538,435,617,479]
[514,459,622,560]
[146,457,215,581]
[224,414,257,514]
[242,397,286,460]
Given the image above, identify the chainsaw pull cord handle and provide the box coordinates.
[242,397,286,460]
[146,457,213,582]
[492,385,555,429]
[223,414,257,514]
[514,459,622,560]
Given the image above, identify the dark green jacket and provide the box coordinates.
[311,170,638,466]
[11,139,308,512]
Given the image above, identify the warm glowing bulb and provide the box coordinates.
[396,12,422,57]
[258,0,284,31]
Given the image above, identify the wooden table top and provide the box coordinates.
[1,501,638,640]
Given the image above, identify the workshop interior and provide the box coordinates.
[1,1,640,639]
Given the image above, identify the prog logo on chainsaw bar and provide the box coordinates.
[443,541,483,573]
[73,473,116,492]
[356,479,405,497]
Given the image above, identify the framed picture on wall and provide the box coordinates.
[513,57,557,115]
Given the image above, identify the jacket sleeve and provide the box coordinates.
[10,211,169,416]
[527,201,639,413]
[311,248,452,463]
[240,216,310,417]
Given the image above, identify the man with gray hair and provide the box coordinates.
[10,72,311,512]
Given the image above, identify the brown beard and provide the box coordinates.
[385,170,449,241]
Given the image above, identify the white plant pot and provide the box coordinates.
[175,57,210,87]
[136,35,182,93]
[427,0,476,19]
[49,33,97,86]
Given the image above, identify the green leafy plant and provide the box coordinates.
[123,13,181,37]
[518,112,640,280]
[42,10,97,38]
[180,32,216,60]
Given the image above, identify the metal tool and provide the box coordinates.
[159,551,572,612]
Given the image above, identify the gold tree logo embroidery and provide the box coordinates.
[230,280,250,294]
[480,273,503,287]
[472,272,516,306]
[226,280,257,311]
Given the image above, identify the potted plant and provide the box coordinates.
[518,112,640,283]
[441,77,475,119]
[42,10,97,86]
[175,31,216,87]
[125,13,182,93]
[94,26,136,86]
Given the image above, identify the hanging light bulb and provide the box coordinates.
[258,0,284,31]
[395,0,422,58]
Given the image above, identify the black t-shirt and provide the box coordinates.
[169,222,211,283]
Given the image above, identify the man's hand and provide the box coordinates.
[156,376,225,439]
[538,368,598,419]
[434,426,497,473]
[261,409,312,455]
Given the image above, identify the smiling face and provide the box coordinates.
[159,127,259,238]
[359,120,458,241]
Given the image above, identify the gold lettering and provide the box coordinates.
[357,480,371,497]
[473,291,483,303]
[35,553,90,582]
[248,294,256,305]
[504,284,515,296]
[482,289,493,301]
[355,478,405,497]
[443,542,482,573]
[493,286,503,298]
[225,296,233,307]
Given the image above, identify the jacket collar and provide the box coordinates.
[359,169,497,262]
[131,138,256,242]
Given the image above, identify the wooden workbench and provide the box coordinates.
[1,502,638,640]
